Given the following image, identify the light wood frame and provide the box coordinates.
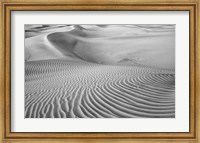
[0,0,199,142]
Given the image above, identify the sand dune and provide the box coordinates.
[25,25,175,118]
[47,25,175,69]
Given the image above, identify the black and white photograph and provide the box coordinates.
[25,24,175,118]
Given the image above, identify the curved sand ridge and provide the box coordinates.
[25,25,175,118]
[25,60,175,118]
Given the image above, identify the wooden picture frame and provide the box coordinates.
[0,0,199,142]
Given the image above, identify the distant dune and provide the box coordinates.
[47,25,175,69]
[25,24,175,118]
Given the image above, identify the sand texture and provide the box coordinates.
[25,25,175,118]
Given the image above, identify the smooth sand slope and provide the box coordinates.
[25,25,175,118]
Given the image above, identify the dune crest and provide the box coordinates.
[25,25,77,61]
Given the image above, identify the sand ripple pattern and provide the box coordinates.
[25,59,175,118]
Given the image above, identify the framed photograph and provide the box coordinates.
[0,0,199,142]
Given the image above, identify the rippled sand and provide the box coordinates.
[25,25,175,118]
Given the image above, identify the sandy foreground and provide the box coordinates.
[25,25,175,118]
